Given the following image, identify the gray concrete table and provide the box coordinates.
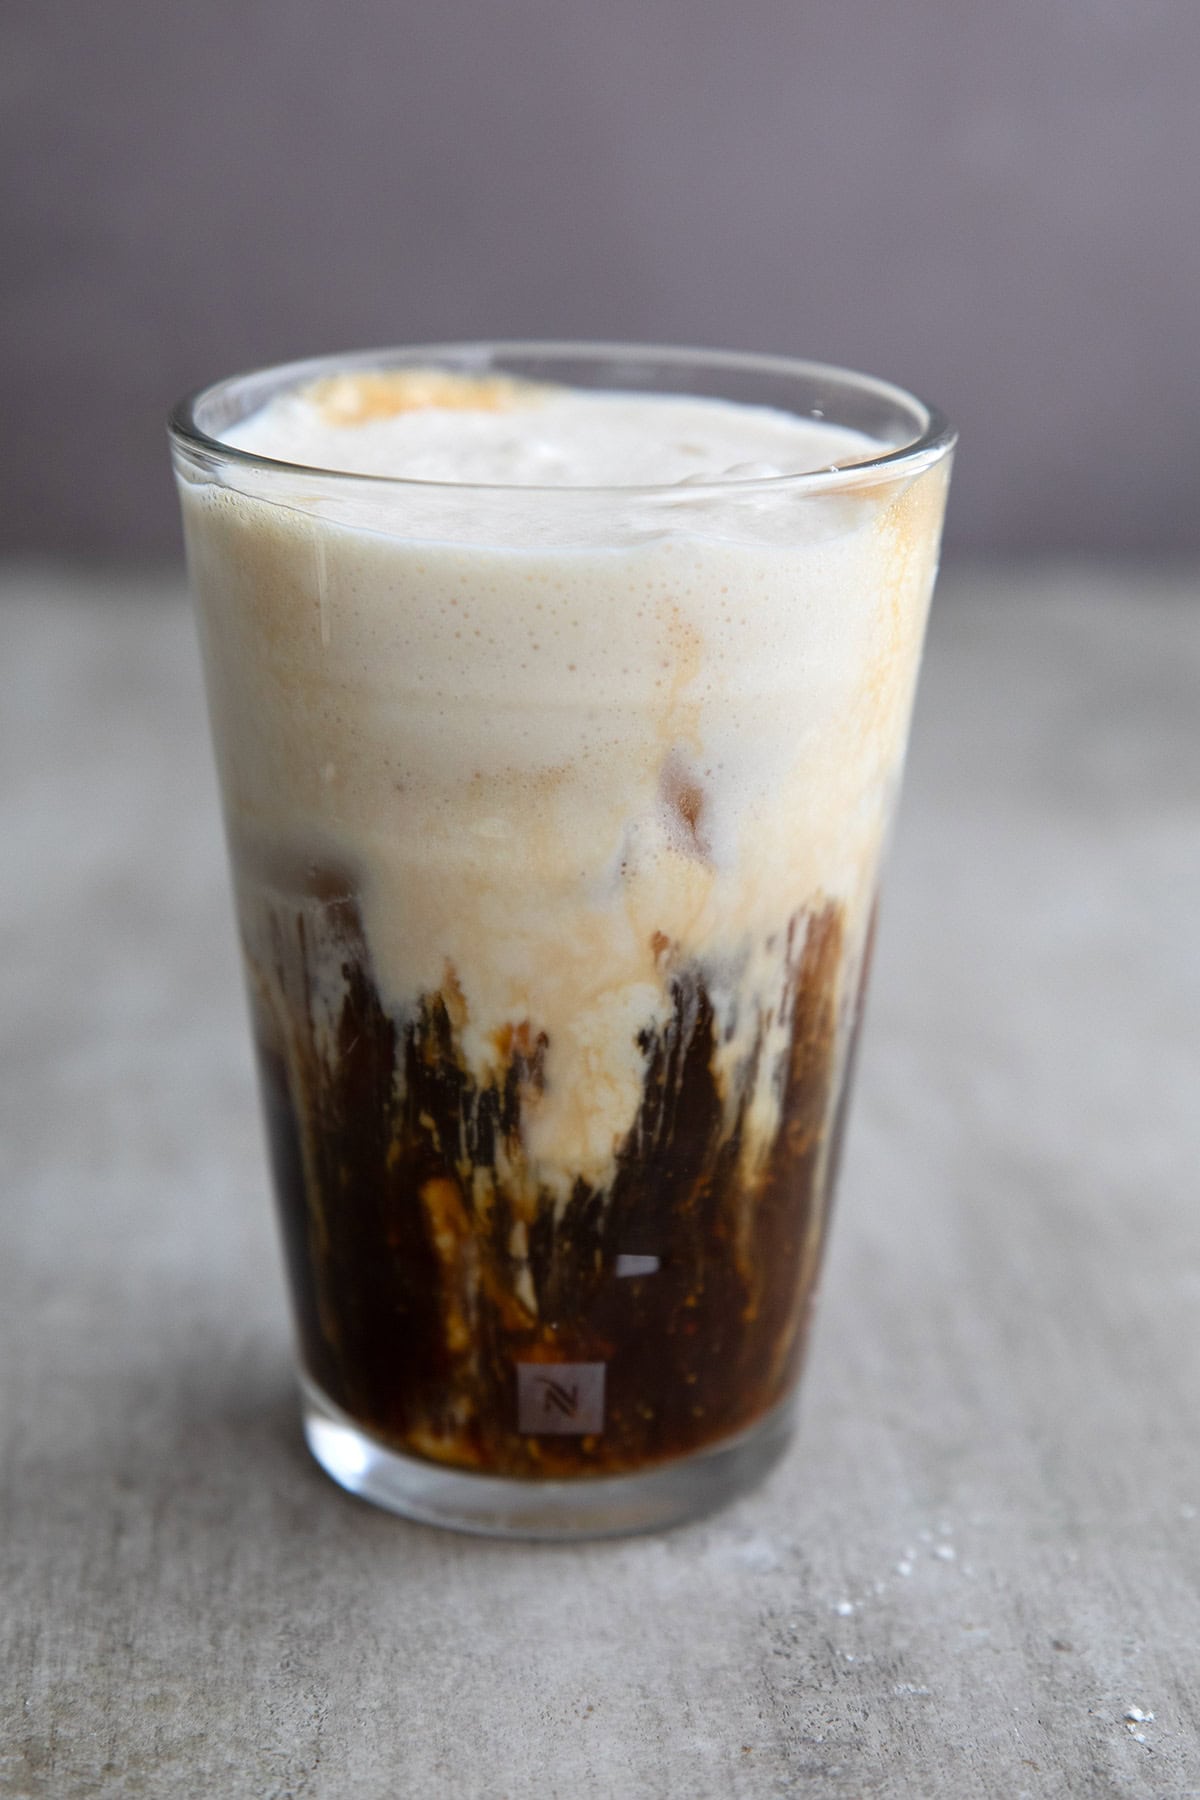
[2,563,1198,1799]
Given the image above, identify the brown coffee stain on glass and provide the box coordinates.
[249,881,863,1480]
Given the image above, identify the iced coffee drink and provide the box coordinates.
[170,346,953,1535]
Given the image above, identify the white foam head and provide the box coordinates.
[178,365,950,1194]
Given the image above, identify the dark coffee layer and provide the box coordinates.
[248,884,868,1479]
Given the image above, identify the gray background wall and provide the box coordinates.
[2,0,1197,558]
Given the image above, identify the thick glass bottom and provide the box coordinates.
[300,1375,796,1540]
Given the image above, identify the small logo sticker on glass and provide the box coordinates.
[517,1362,606,1435]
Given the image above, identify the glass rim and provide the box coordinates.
[168,339,956,499]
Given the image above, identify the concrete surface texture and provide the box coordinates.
[1,563,1199,1797]
[2,2,1200,557]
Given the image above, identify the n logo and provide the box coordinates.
[538,1377,580,1418]
[517,1362,606,1435]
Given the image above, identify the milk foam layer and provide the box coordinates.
[181,370,948,1197]
[225,371,881,489]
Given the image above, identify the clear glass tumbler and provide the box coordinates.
[169,343,954,1537]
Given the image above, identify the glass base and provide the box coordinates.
[300,1376,795,1540]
